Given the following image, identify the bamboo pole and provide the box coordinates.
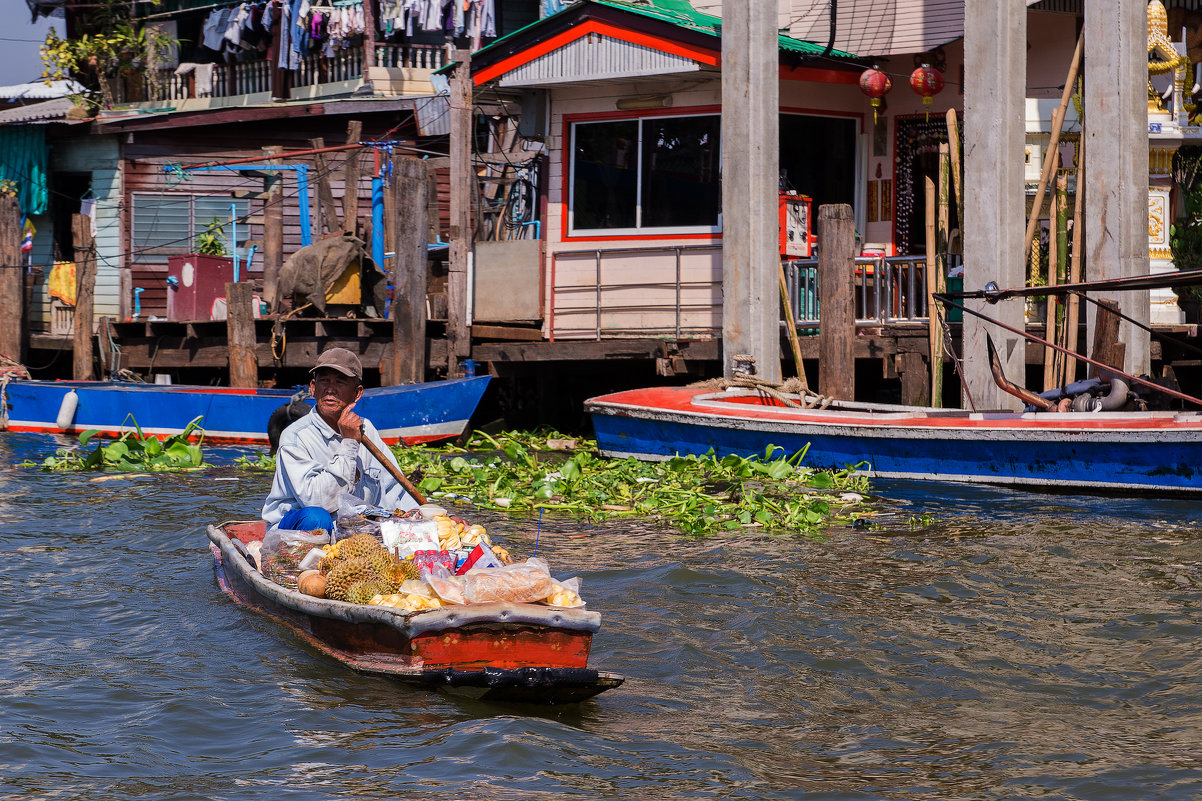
[945,109,964,234]
[778,260,809,389]
[926,175,942,407]
[1053,174,1069,383]
[1043,177,1062,390]
[1024,32,1084,262]
[1063,138,1086,384]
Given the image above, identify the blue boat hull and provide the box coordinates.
[2,377,490,445]
[586,386,1202,495]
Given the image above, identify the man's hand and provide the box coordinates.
[337,403,363,441]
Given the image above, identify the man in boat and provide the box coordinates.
[262,346,419,531]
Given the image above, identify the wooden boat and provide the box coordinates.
[585,384,1202,495]
[588,270,1202,496]
[207,521,624,703]
[1,376,490,445]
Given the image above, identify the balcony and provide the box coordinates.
[122,43,447,109]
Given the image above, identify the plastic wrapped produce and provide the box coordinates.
[462,558,555,604]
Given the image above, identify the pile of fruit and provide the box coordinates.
[284,518,582,612]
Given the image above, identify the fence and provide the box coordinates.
[784,255,931,327]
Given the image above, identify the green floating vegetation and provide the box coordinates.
[24,415,208,472]
[234,430,871,535]
[398,430,870,536]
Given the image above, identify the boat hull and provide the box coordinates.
[208,524,622,703]
[2,376,490,446]
[586,386,1202,495]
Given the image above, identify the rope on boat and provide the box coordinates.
[687,375,836,410]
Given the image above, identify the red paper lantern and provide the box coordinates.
[859,66,891,123]
[910,63,944,119]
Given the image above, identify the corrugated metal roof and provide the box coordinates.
[0,80,84,100]
[500,34,701,87]
[0,97,76,125]
[466,0,857,76]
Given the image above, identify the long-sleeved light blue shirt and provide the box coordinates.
[261,408,419,524]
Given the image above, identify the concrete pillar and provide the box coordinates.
[1085,0,1149,376]
[721,2,780,383]
[962,0,1027,410]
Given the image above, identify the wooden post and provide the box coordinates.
[392,158,430,384]
[1091,298,1125,379]
[0,196,22,364]
[360,0,376,87]
[225,281,259,387]
[1064,139,1086,383]
[383,149,398,279]
[72,214,96,380]
[817,204,855,400]
[268,0,288,101]
[262,146,284,311]
[342,120,363,235]
[925,176,943,407]
[447,49,473,377]
[310,137,341,237]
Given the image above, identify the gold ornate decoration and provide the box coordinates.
[1149,0,1182,74]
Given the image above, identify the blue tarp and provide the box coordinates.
[0,126,49,216]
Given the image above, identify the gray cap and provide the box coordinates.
[310,347,363,381]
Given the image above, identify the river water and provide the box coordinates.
[2,431,1202,800]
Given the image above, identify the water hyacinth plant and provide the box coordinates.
[234,430,870,535]
[25,415,207,472]
[398,431,868,536]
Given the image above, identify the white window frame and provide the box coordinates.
[131,192,249,263]
[568,112,723,238]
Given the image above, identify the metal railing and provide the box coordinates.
[549,244,723,341]
[784,255,931,327]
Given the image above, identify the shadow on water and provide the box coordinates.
[3,432,1202,800]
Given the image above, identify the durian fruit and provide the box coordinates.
[345,578,392,605]
[365,548,396,578]
[387,558,421,590]
[325,556,384,602]
[341,533,383,559]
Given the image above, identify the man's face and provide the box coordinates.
[310,368,363,422]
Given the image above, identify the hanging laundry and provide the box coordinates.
[202,7,233,51]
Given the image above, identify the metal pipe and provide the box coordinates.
[674,247,682,340]
[987,333,1056,411]
[595,250,602,341]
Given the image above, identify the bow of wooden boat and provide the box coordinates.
[206,523,624,703]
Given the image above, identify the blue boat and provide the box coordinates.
[585,385,1202,495]
[1,376,490,446]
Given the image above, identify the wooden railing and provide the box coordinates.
[294,45,363,88]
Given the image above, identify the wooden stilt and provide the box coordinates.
[226,282,259,388]
[0,197,22,365]
[817,204,856,400]
[72,214,96,380]
[342,120,363,236]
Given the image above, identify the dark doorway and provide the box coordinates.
[779,114,857,214]
[50,172,90,261]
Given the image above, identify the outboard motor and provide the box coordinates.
[267,390,312,454]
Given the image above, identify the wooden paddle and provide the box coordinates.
[360,433,429,506]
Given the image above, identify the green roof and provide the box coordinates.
[469,0,858,66]
[593,0,857,57]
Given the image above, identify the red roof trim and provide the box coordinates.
[474,19,720,86]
